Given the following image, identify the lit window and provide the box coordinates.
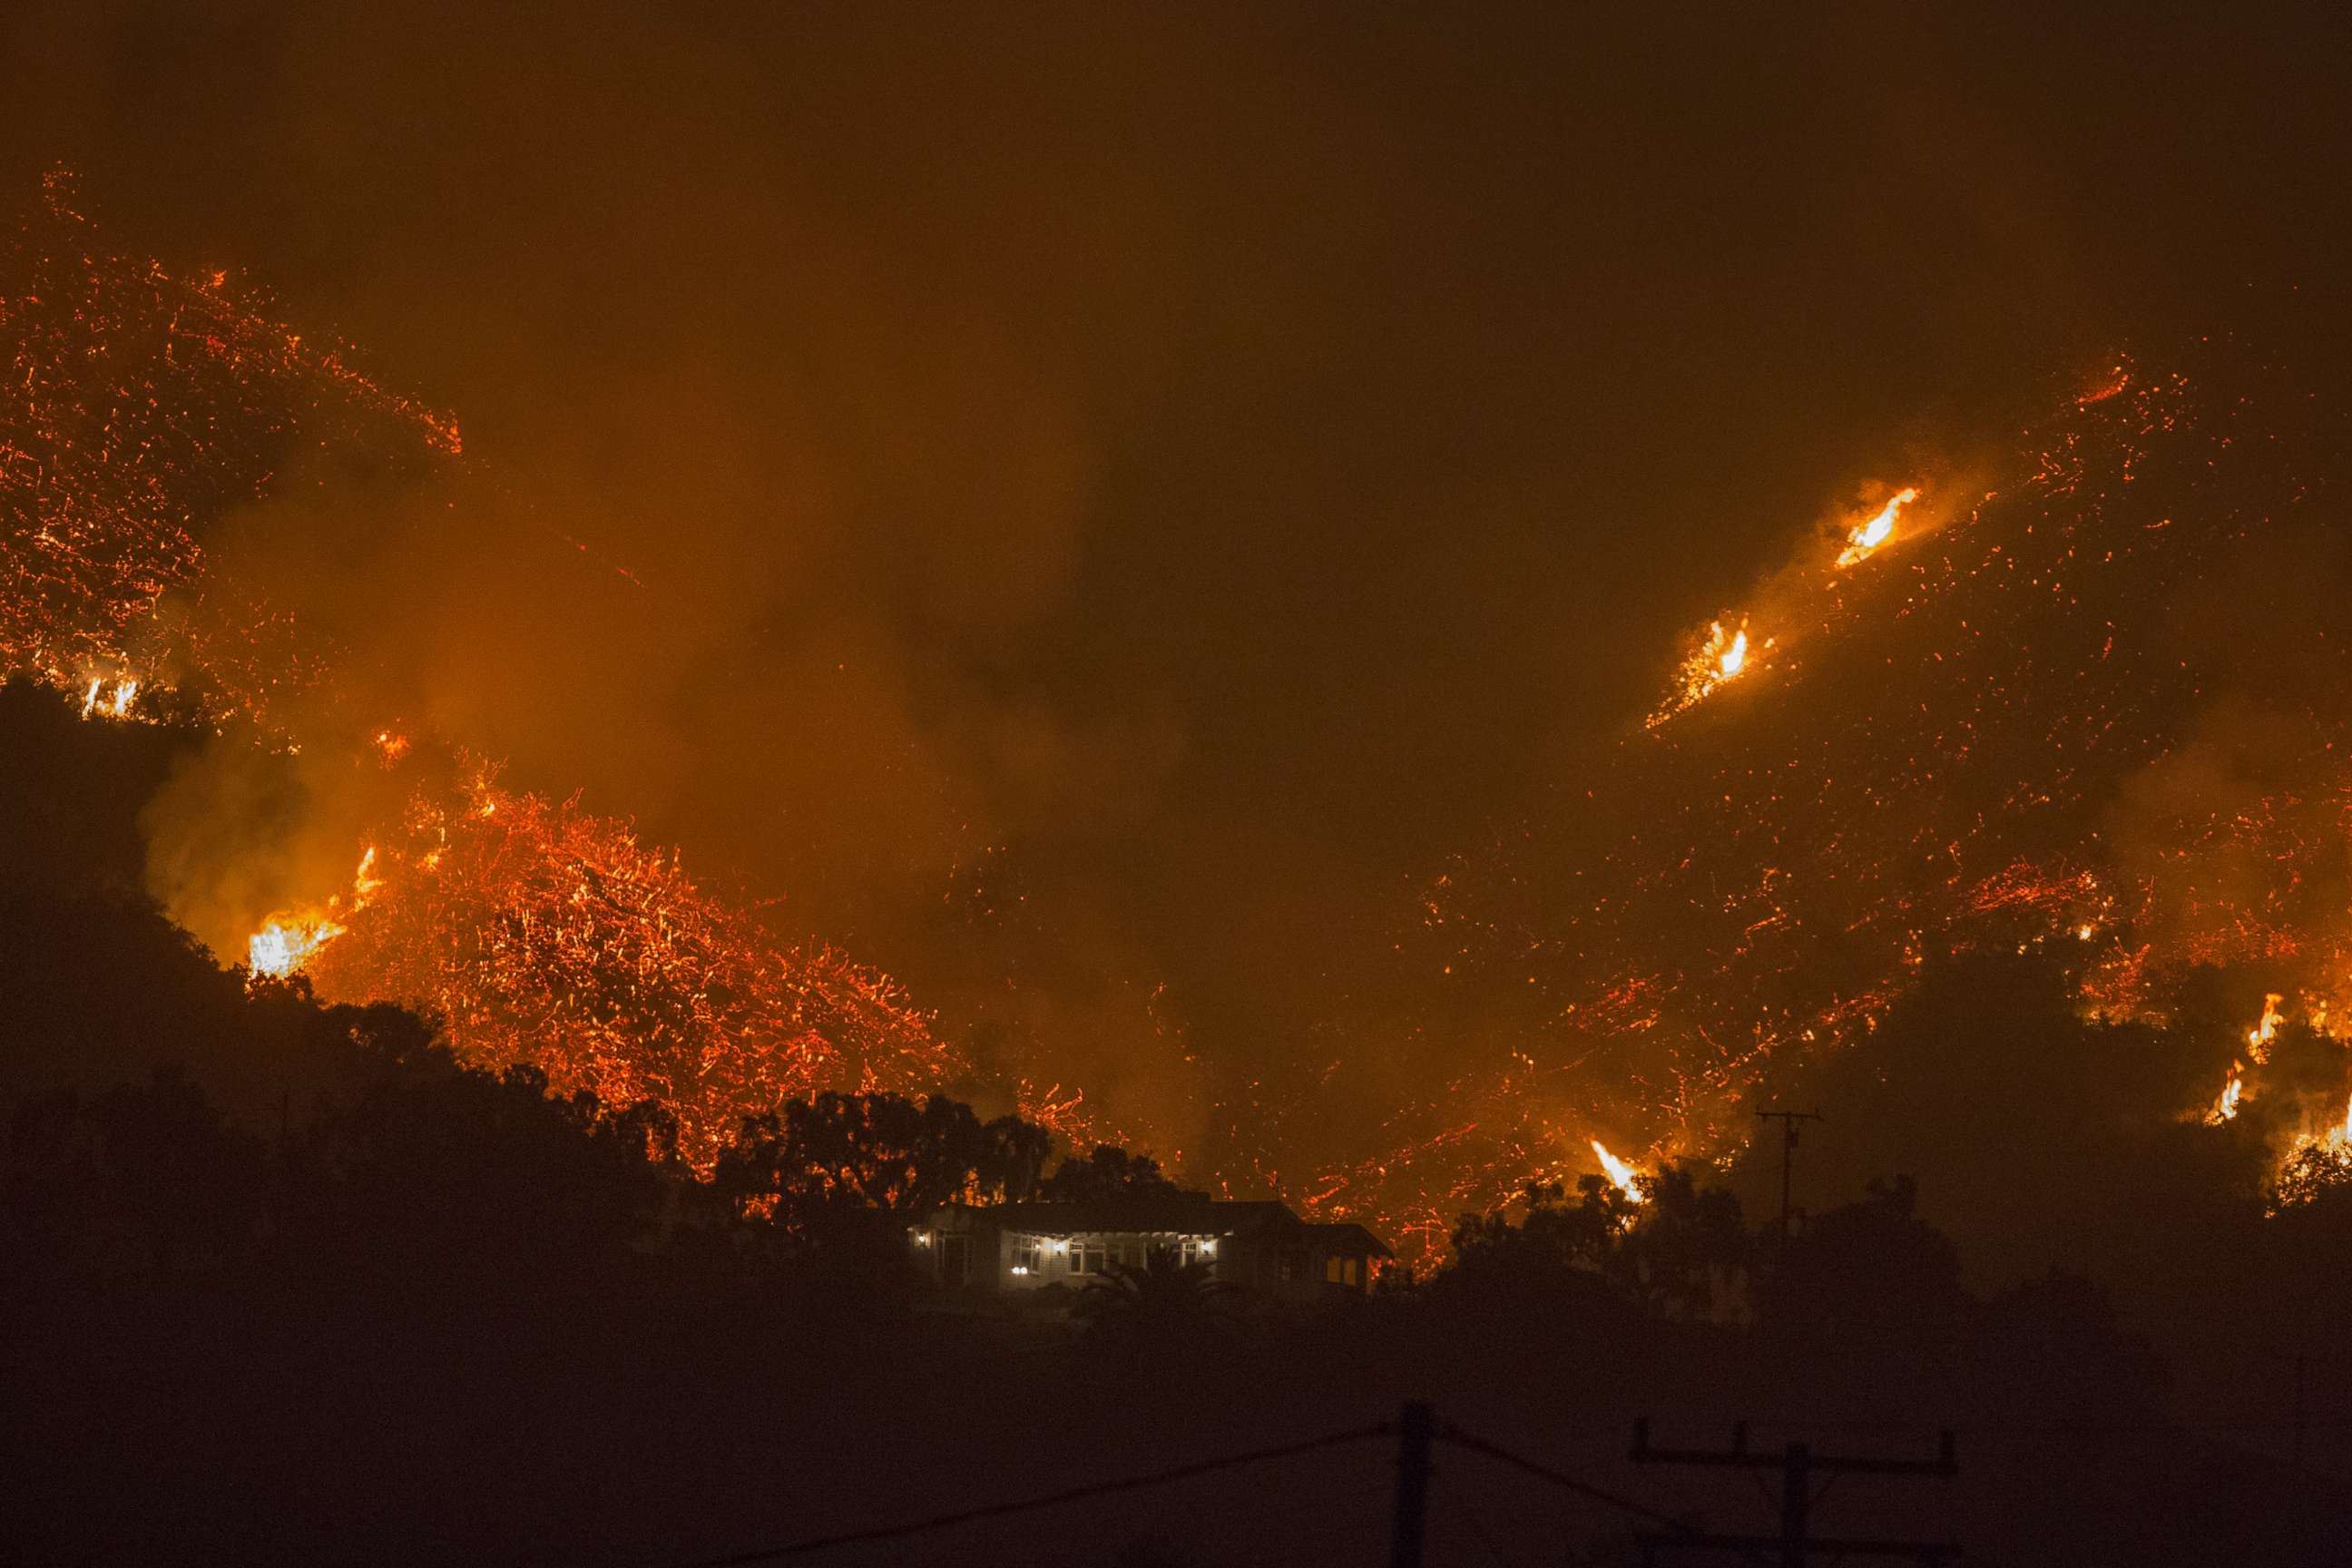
[1326,1255,1345,1284]
[1070,1241,1105,1276]
[1014,1236,1040,1274]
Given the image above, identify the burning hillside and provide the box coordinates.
[2,172,969,1163]
[13,164,2352,1259]
[1268,348,2352,1251]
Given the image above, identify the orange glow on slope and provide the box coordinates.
[1836,486,1920,568]
[304,775,961,1168]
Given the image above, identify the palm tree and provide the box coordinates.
[1073,1244,1237,1341]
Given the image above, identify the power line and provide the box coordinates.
[662,1421,1388,1567]
[1629,1419,1958,1566]
[1437,1422,1730,1547]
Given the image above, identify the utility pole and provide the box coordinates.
[1754,1108,1823,1240]
[1390,1399,1434,1568]
[1630,1419,1958,1566]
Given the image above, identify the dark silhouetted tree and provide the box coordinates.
[1037,1142,1184,1203]
[1075,1245,1237,1347]
[714,1092,1049,1265]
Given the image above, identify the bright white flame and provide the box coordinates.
[77,676,137,720]
[1836,486,1920,568]
[1590,1139,1645,1203]
[248,914,347,978]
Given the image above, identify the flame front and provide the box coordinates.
[1590,1139,1645,1202]
[1836,486,1919,568]
[1650,619,1766,727]
[1718,627,1749,679]
[2205,1070,2245,1125]
[244,847,380,979]
[2246,992,2284,1063]
[248,913,348,978]
[77,676,137,720]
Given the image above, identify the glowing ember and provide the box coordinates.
[1590,1139,1645,1202]
[1835,486,1919,568]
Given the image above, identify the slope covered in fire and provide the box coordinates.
[0,172,965,1163]
[1279,347,2352,1249]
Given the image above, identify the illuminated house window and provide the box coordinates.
[902,1200,1390,1298]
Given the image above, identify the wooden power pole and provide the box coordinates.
[1630,1419,1958,1566]
[1754,1108,1823,1240]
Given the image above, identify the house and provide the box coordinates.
[909,1195,1391,1304]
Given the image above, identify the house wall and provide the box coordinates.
[910,1210,1381,1301]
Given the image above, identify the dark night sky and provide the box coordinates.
[5,3,2348,1138]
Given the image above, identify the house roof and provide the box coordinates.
[973,1197,1299,1236]
[1304,1221,1395,1260]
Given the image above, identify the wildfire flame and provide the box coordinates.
[1717,626,1749,679]
[1590,1139,1645,1203]
[2246,992,2284,1063]
[77,676,137,720]
[248,913,348,978]
[1650,619,1767,728]
[1835,486,1920,568]
[2205,1070,2245,1125]
[244,847,380,979]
